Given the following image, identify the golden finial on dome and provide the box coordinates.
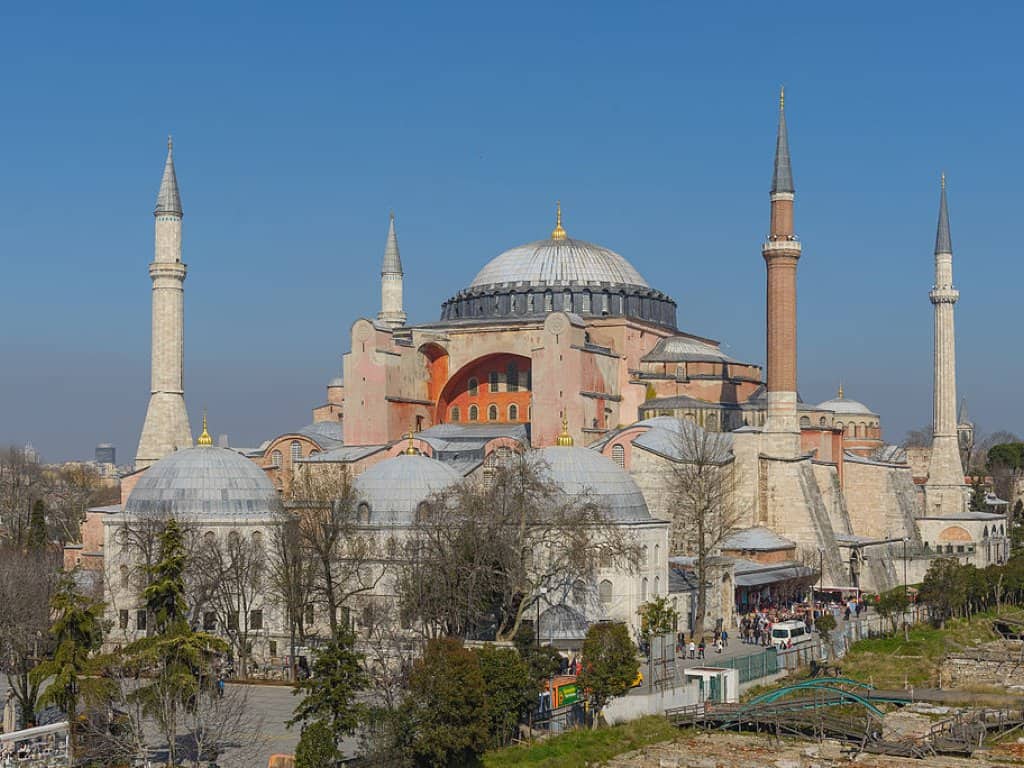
[837,383,844,399]
[551,200,567,241]
[404,430,418,455]
[197,410,213,446]
[555,413,574,446]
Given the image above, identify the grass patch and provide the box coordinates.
[840,614,1001,688]
[483,715,678,768]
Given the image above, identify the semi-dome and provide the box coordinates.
[470,238,649,290]
[354,454,461,524]
[533,446,651,522]
[125,446,278,520]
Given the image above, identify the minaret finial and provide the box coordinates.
[555,412,574,446]
[779,85,785,110]
[404,430,418,455]
[941,171,946,190]
[551,201,567,241]
[838,383,844,399]
[197,410,213,446]
[167,134,173,151]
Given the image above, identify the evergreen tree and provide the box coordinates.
[636,595,679,646]
[969,476,988,512]
[295,720,341,768]
[577,622,637,722]
[288,625,368,753]
[403,637,489,767]
[124,519,226,767]
[27,499,47,549]
[32,571,110,757]
[474,645,537,748]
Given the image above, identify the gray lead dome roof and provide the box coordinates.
[125,446,278,520]
[354,454,462,524]
[470,238,650,289]
[534,446,651,522]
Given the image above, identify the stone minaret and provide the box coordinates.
[135,137,193,470]
[377,212,407,328]
[761,88,802,456]
[925,175,967,513]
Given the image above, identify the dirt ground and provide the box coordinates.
[602,731,1023,768]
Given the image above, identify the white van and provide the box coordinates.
[771,620,812,648]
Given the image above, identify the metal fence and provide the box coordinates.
[714,647,778,683]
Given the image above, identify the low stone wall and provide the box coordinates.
[941,639,1024,689]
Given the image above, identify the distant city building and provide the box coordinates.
[95,443,116,465]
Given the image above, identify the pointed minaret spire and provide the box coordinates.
[155,135,183,216]
[377,211,407,328]
[935,172,952,255]
[382,211,403,274]
[771,87,794,195]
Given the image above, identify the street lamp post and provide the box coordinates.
[902,538,909,641]
[535,586,548,648]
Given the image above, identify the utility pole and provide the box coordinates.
[902,538,910,641]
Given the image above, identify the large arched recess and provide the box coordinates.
[437,353,532,425]
[419,343,449,405]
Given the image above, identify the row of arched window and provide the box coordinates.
[798,416,879,438]
[466,365,530,397]
[270,441,320,467]
[450,403,521,422]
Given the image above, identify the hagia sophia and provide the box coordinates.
[66,91,1011,656]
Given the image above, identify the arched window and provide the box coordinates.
[252,531,263,548]
[983,526,989,538]
[488,404,498,421]
[612,444,625,468]
[544,291,553,311]
[563,290,572,312]
[706,412,719,432]
[416,501,431,523]
[204,531,215,544]
[228,530,240,545]
[800,416,810,428]
[582,290,592,313]
[468,377,478,397]
[642,545,649,565]
[599,579,613,608]
[469,404,479,421]
[271,450,282,467]
[819,416,827,427]
[654,575,660,596]
[654,544,660,566]
[291,440,302,463]
[600,548,613,568]
[527,293,535,312]
[308,449,319,457]
[641,577,648,602]
[836,422,844,433]
[507,362,518,392]
[489,371,499,392]
[358,503,371,525]
[450,406,461,422]
[508,404,518,421]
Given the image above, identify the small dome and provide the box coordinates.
[470,238,649,289]
[818,396,876,416]
[126,446,278,520]
[354,454,461,524]
[328,377,344,387]
[534,446,651,522]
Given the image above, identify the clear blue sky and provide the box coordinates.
[2,2,1021,462]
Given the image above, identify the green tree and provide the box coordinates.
[986,442,1024,473]
[577,622,637,723]
[918,558,967,627]
[815,613,837,659]
[288,625,368,750]
[124,519,227,767]
[512,624,562,685]
[474,645,537,748]
[27,499,47,550]
[874,588,910,634]
[32,571,110,757]
[636,596,679,646]
[969,476,988,512]
[295,720,341,768]
[403,637,489,767]
[1012,501,1024,556]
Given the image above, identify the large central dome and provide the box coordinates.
[438,205,677,330]
[470,237,649,289]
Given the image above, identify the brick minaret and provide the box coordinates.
[135,137,193,470]
[925,175,967,513]
[377,212,407,328]
[761,88,802,456]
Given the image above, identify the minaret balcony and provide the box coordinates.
[761,239,802,254]
[929,287,959,304]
